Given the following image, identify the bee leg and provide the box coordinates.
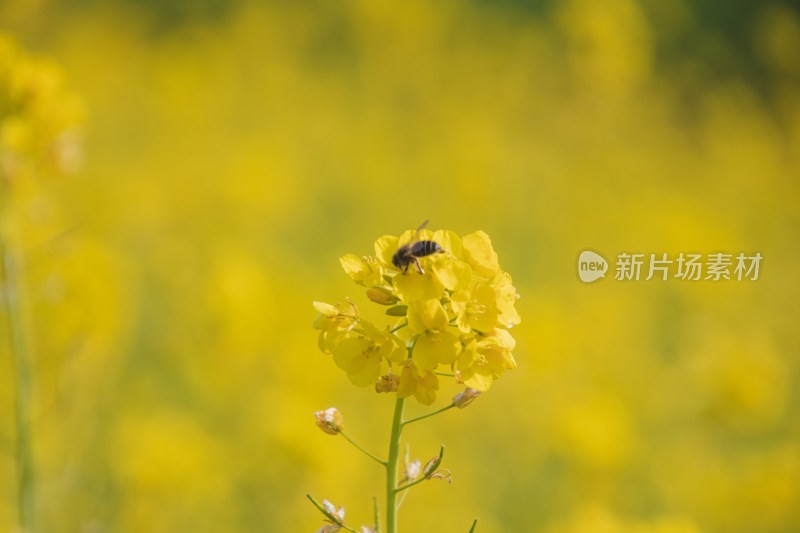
[403,263,409,274]
[413,257,424,274]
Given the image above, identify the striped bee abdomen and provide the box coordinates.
[410,240,443,258]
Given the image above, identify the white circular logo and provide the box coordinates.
[578,250,608,283]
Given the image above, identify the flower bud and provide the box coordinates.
[366,286,399,305]
[422,445,444,477]
[314,407,344,435]
[453,387,481,408]
[422,445,452,483]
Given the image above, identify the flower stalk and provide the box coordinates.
[1,240,35,533]
[402,403,455,427]
[310,222,520,532]
[385,397,405,533]
[340,431,386,466]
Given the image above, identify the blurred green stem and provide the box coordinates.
[385,397,405,533]
[1,239,35,533]
[373,496,381,533]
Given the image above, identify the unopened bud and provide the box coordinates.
[422,445,445,477]
[314,407,344,435]
[366,286,399,305]
[375,372,400,393]
[453,388,481,408]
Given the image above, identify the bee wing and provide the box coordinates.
[409,219,430,243]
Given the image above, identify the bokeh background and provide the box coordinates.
[1,0,799,532]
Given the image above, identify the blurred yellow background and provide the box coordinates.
[1,0,799,531]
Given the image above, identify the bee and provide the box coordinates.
[392,220,445,274]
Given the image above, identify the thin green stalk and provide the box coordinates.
[385,397,405,533]
[340,430,386,466]
[373,496,381,533]
[395,475,426,493]
[469,519,478,532]
[402,403,455,427]
[396,444,411,509]
[389,322,407,334]
[1,240,35,533]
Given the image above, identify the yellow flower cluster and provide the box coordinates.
[313,224,520,405]
[0,33,83,187]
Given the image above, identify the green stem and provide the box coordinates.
[373,496,381,533]
[340,431,386,466]
[395,476,426,493]
[385,397,405,533]
[389,322,407,334]
[1,240,35,533]
[469,519,478,532]
[402,403,455,427]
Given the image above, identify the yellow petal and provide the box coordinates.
[393,271,444,303]
[313,301,339,317]
[462,231,499,278]
[470,283,500,333]
[374,235,399,267]
[397,364,417,399]
[456,340,498,391]
[340,254,382,286]
[413,331,460,370]
[333,337,381,387]
[414,370,439,405]
[432,229,462,257]
[492,271,521,327]
[478,335,516,373]
[462,370,494,392]
[340,253,365,277]
[448,291,471,334]
[432,259,471,291]
[407,299,448,335]
[396,361,439,405]
[378,332,406,363]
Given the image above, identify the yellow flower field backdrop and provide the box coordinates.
[1,0,799,532]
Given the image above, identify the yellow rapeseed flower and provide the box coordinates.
[312,300,358,354]
[313,222,520,404]
[397,360,439,405]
